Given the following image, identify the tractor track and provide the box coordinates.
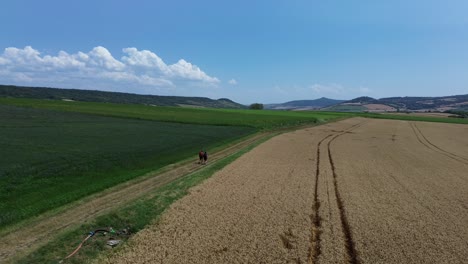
[326,122,365,264]
[0,132,273,263]
[413,123,468,163]
[307,133,333,264]
[410,122,468,166]
[308,121,364,264]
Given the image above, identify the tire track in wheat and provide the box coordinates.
[326,122,365,264]
[308,133,333,264]
[410,122,468,166]
[308,121,365,264]
[413,123,468,164]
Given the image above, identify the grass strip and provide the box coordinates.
[16,134,274,264]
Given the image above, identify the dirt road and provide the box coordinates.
[104,118,468,264]
[0,132,271,263]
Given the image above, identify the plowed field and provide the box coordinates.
[103,118,468,264]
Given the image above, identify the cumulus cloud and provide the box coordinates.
[0,46,219,93]
[168,59,219,83]
[228,79,237,85]
[121,47,169,73]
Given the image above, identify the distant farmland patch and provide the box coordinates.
[325,104,366,112]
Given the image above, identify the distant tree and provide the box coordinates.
[249,103,264,110]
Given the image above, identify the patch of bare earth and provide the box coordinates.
[104,118,468,264]
[363,104,396,112]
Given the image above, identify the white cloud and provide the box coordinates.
[121,47,168,73]
[42,51,86,69]
[88,46,125,71]
[228,79,237,85]
[168,59,220,83]
[0,57,9,65]
[0,46,219,93]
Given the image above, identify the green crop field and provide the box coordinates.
[0,99,349,230]
[0,104,256,228]
[0,98,349,129]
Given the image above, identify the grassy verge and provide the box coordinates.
[16,134,274,264]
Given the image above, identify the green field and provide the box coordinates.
[0,98,349,129]
[0,99,350,229]
[0,104,256,228]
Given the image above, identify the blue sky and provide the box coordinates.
[1,0,467,104]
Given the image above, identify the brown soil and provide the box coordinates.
[363,104,396,112]
[0,132,271,263]
[104,118,468,264]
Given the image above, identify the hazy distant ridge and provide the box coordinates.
[265,97,346,110]
[326,94,468,112]
[0,85,246,109]
[269,94,468,112]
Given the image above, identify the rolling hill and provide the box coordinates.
[0,85,246,109]
[265,97,345,110]
[327,95,468,112]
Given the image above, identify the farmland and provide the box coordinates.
[0,98,350,263]
[0,104,256,228]
[2,97,467,263]
[0,98,350,129]
[105,118,468,263]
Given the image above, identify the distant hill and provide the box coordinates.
[379,95,468,111]
[345,96,379,104]
[328,94,468,112]
[0,85,246,109]
[265,97,345,110]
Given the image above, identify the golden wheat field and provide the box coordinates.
[100,118,468,264]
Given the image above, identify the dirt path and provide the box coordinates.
[0,132,272,263]
[104,118,468,264]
